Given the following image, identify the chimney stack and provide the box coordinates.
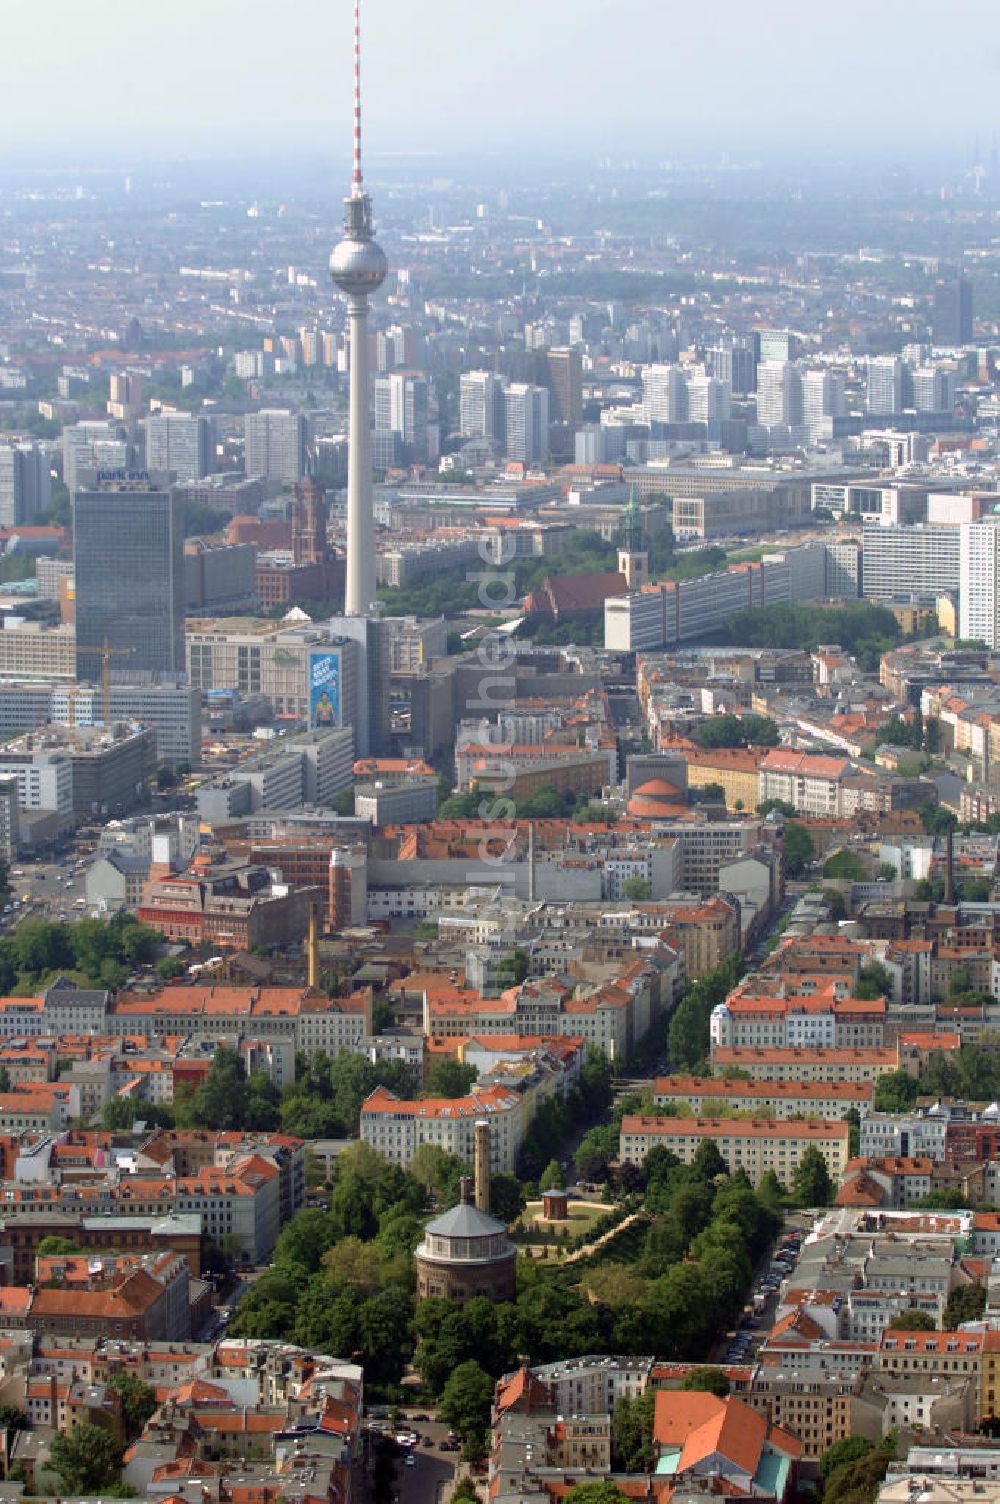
[474,1119,491,1214]
[307,903,320,990]
[459,1175,473,1205]
[944,826,955,907]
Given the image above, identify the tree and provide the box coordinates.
[856,960,893,1001]
[792,1146,832,1207]
[155,955,186,981]
[611,1391,655,1473]
[495,948,530,987]
[681,1365,730,1397]
[758,798,797,818]
[873,1070,918,1113]
[439,1359,494,1443]
[490,1172,527,1223]
[0,1406,25,1433]
[823,1440,895,1504]
[783,821,815,877]
[108,1372,158,1442]
[424,1057,478,1099]
[273,1208,339,1275]
[452,1479,481,1503]
[188,1046,248,1130]
[622,877,652,901]
[757,1170,788,1209]
[575,1124,618,1182]
[823,850,865,881]
[102,1096,174,1130]
[50,1422,123,1494]
[697,714,778,749]
[944,1283,987,1329]
[820,1436,875,1483]
[409,1143,469,1201]
[36,1235,86,1256]
[539,1158,566,1192]
[564,1486,630,1504]
[889,1310,937,1331]
[692,1139,728,1181]
[821,887,847,920]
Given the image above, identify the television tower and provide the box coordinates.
[330,0,387,616]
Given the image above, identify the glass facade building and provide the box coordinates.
[74,477,185,682]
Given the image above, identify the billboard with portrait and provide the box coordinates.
[309,650,340,730]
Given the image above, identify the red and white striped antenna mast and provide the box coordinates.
[352,0,364,197]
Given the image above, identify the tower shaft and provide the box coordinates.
[345,294,376,616]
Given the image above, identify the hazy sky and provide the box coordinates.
[7,0,1000,164]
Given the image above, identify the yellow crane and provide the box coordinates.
[75,635,135,725]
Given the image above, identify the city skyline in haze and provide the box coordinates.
[5,0,1000,166]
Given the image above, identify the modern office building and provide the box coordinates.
[0,777,20,861]
[861,521,961,604]
[912,366,956,413]
[0,680,201,766]
[546,347,583,425]
[0,443,51,526]
[605,542,827,652]
[933,276,973,346]
[243,410,307,485]
[73,473,185,681]
[710,340,757,395]
[825,538,863,599]
[867,357,905,416]
[459,371,507,444]
[197,725,354,822]
[960,516,1000,648]
[686,375,731,424]
[62,422,129,496]
[324,615,390,756]
[505,383,549,463]
[372,372,429,463]
[801,369,846,424]
[757,329,800,363]
[642,363,689,423]
[756,361,802,426]
[142,414,211,481]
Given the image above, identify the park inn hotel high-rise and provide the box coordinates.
[73,471,186,682]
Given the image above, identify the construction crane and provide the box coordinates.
[75,635,135,725]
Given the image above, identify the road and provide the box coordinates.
[366,1408,460,1504]
[4,844,99,928]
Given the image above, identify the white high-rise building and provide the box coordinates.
[686,376,731,425]
[505,383,549,463]
[0,443,51,526]
[62,421,128,497]
[960,517,1000,648]
[459,371,507,443]
[756,361,802,426]
[373,372,429,458]
[142,414,211,480]
[866,357,904,416]
[912,366,956,413]
[801,370,846,424]
[642,363,688,423]
[244,410,307,485]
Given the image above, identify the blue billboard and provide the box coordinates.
[309,650,340,730]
